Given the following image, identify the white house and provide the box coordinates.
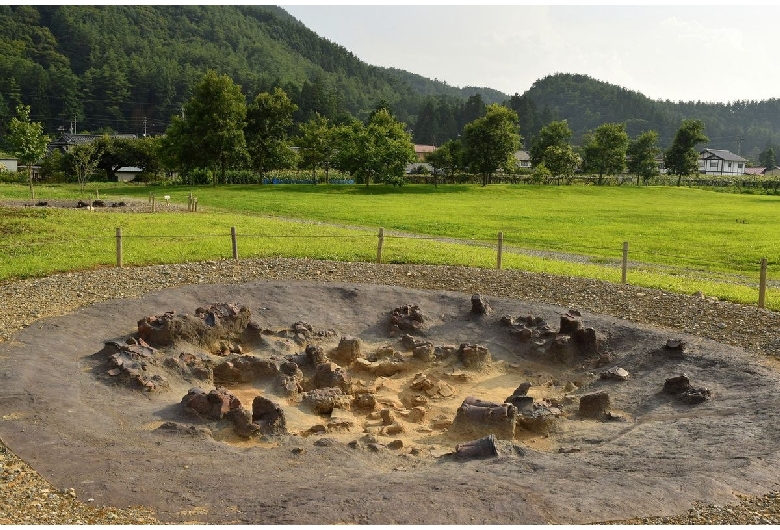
[513,150,531,169]
[115,166,143,182]
[0,157,18,173]
[698,149,746,176]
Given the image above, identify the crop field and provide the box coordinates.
[1,182,779,309]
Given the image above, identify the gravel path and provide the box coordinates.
[1,257,779,524]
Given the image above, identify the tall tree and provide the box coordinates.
[530,120,572,168]
[543,144,580,184]
[7,104,50,199]
[296,113,336,183]
[665,119,708,186]
[582,122,629,185]
[246,87,298,178]
[162,70,247,186]
[759,147,777,170]
[462,104,521,186]
[626,130,661,185]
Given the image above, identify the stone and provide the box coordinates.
[454,434,498,459]
[600,366,630,381]
[251,396,287,434]
[380,408,395,425]
[452,396,516,439]
[303,387,351,414]
[407,406,426,423]
[663,374,691,395]
[226,408,261,438]
[305,344,327,365]
[138,303,251,352]
[516,404,561,435]
[213,356,278,384]
[277,361,303,397]
[331,336,362,364]
[387,439,404,450]
[458,343,491,370]
[470,294,492,315]
[665,339,687,352]
[579,391,611,418]
[307,361,351,392]
[389,304,426,334]
[412,342,436,362]
[352,392,377,410]
[680,387,712,404]
[181,387,242,421]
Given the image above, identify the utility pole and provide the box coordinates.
[143,117,147,137]
[738,136,745,156]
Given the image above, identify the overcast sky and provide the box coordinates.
[281,5,778,104]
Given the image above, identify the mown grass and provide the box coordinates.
[1,182,779,309]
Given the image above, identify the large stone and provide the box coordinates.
[137,303,251,351]
[303,387,352,414]
[470,294,492,315]
[389,305,426,334]
[579,391,611,418]
[182,387,242,421]
[663,374,691,395]
[600,366,630,381]
[213,356,278,384]
[454,434,498,459]
[331,336,362,364]
[458,343,491,370]
[452,396,516,439]
[252,396,287,434]
[307,361,351,392]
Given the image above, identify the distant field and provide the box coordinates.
[1,182,779,309]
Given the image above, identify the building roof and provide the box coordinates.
[513,150,530,161]
[116,166,143,173]
[700,148,746,162]
[744,167,766,175]
[414,144,436,154]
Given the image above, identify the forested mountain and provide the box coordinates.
[1,5,780,163]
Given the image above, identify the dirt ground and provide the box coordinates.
[1,280,780,524]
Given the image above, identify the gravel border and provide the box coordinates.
[1,257,779,524]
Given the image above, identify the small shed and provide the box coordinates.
[0,157,18,173]
[115,167,143,182]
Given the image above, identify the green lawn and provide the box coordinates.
[2,182,779,309]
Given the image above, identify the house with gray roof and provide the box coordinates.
[698,148,747,176]
[48,133,137,154]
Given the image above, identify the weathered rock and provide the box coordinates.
[412,342,436,362]
[251,396,287,434]
[138,303,251,352]
[458,343,491,370]
[384,422,404,436]
[579,390,611,418]
[331,336,362,364]
[213,356,278,384]
[406,407,426,423]
[505,395,534,413]
[182,387,242,421]
[600,366,630,381]
[409,373,455,399]
[665,339,687,352]
[305,344,327,365]
[387,439,404,450]
[226,408,261,438]
[352,392,377,410]
[454,434,498,459]
[516,404,561,434]
[663,374,691,395]
[303,387,351,414]
[680,387,712,404]
[471,294,492,315]
[556,310,599,357]
[380,408,395,425]
[452,396,516,439]
[307,361,351,392]
[389,305,426,334]
[277,360,304,397]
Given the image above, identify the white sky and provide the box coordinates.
[281,4,779,104]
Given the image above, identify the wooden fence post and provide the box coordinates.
[497,231,504,270]
[621,241,629,284]
[188,192,193,212]
[759,257,767,309]
[151,195,156,213]
[116,227,123,268]
[231,226,238,260]
[149,191,152,204]
[194,197,198,212]
[377,227,384,264]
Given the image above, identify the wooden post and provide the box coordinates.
[151,195,155,213]
[497,231,504,270]
[194,197,198,212]
[231,226,238,260]
[759,257,767,309]
[377,227,384,264]
[149,191,152,203]
[188,192,193,212]
[621,241,629,284]
[116,227,123,268]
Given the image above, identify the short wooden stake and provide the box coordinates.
[231,226,238,260]
[497,231,504,270]
[759,257,767,309]
[621,241,629,284]
[377,227,384,264]
[151,195,156,213]
[149,191,152,203]
[188,192,193,212]
[194,197,198,212]
[116,227,123,268]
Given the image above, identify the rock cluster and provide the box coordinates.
[502,309,600,363]
[663,374,712,404]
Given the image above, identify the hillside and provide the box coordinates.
[1,6,779,162]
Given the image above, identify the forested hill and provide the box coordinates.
[0,5,505,139]
[2,5,780,163]
[522,74,780,162]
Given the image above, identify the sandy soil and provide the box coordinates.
[1,280,779,524]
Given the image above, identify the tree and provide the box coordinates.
[759,147,777,170]
[246,87,298,178]
[544,145,580,184]
[161,70,247,186]
[530,120,572,168]
[334,109,415,187]
[296,113,336,183]
[7,104,50,198]
[462,104,521,186]
[582,123,629,185]
[626,130,661,185]
[665,119,708,186]
[67,141,102,196]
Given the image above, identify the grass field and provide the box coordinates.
[1,182,779,309]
